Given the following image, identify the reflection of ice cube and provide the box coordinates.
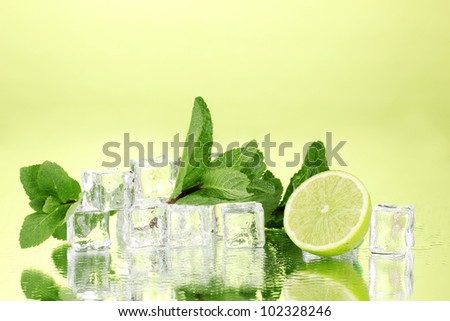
[370,204,415,254]
[369,252,414,300]
[168,246,214,286]
[222,248,265,289]
[167,205,213,247]
[81,170,135,211]
[126,203,167,248]
[130,157,178,205]
[67,210,111,251]
[220,202,265,248]
[67,249,111,300]
[302,248,359,263]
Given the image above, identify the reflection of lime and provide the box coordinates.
[281,260,369,301]
[284,171,371,256]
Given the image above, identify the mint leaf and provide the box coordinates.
[42,196,61,214]
[52,223,67,241]
[171,97,213,199]
[64,200,80,221]
[210,140,266,180]
[20,165,43,200]
[201,168,252,200]
[19,205,69,248]
[280,141,329,207]
[29,196,47,212]
[176,190,226,205]
[245,170,283,222]
[37,161,81,203]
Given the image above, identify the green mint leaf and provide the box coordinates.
[176,190,227,206]
[64,201,80,221]
[42,196,61,214]
[245,170,283,222]
[19,205,69,248]
[37,161,81,203]
[172,97,213,199]
[201,168,252,200]
[20,164,43,200]
[21,269,63,301]
[210,140,266,180]
[29,196,47,212]
[280,141,329,207]
[52,223,67,241]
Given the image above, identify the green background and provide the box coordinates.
[1,1,449,300]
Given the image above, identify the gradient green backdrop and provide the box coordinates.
[1,1,449,300]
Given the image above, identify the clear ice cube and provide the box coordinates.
[167,204,213,247]
[369,204,415,254]
[369,252,414,300]
[67,209,111,251]
[67,249,111,300]
[130,157,178,205]
[81,170,135,211]
[125,203,167,248]
[220,202,265,248]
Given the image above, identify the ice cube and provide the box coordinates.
[369,204,415,255]
[167,204,213,247]
[81,170,135,211]
[67,248,111,300]
[220,202,265,248]
[130,157,178,205]
[369,252,414,300]
[67,209,111,251]
[125,203,167,248]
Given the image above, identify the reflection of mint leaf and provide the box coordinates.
[21,269,61,301]
[37,161,81,203]
[201,168,251,199]
[280,141,329,207]
[171,97,213,199]
[51,244,70,278]
[21,269,75,301]
[20,165,43,200]
[19,205,69,248]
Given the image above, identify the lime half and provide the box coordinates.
[284,170,371,256]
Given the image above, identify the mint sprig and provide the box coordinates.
[169,97,284,223]
[19,161,81,248]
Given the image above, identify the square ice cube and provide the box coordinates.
[67,209,111,251]
[167,204,213,247]
[369,204,415,255]
[67,248,111,300]
[130,157,178,205]
[81,170,135,211]
[220,202,265,248]
[369,252,414,300]
[125,203,167,248]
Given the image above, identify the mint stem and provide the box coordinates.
[167,184,203,204]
